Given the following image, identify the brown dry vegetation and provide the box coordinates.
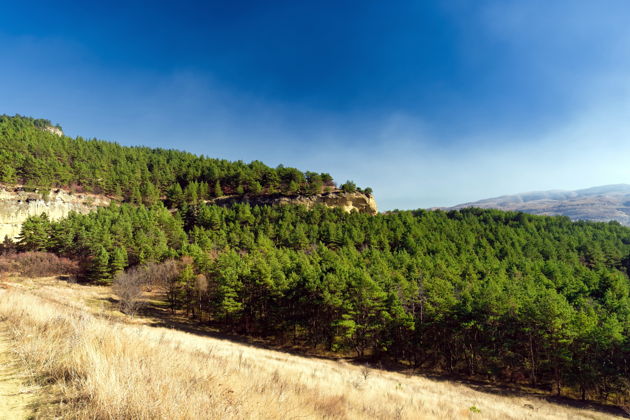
[0,277,624,420]
[0,252,79,280]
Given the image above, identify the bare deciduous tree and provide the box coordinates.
[113,266,146,316]
[113,260,181,316]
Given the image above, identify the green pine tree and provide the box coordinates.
[110,247,128,278]
[213,180,224,197]
[89,246,111,283]
[167,183,185,208]
[17,214,52,251]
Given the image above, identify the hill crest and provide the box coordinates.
[446,184,630,225]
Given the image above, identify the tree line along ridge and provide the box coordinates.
[0,115,370,203]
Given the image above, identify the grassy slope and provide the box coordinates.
[0,277,623,420]
[0,326,36,419]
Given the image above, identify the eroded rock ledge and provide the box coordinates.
[210,191,378,215]
[0,187,377,241]
[0,187,110,240]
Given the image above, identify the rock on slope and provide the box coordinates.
[211,191,378,215]
[0,187,111,240]
[0,188,377,241]
[446,184,630,225]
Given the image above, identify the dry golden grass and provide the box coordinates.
[0,278,621,419]
[0,326,37,419]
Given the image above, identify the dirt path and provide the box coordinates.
[0,324,35,420]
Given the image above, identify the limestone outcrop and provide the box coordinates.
[43,126,63,136]
[0,187,377,242]
[211,191,378,215]
[0,187,110,240]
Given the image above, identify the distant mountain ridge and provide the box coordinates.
[446,184,630,225]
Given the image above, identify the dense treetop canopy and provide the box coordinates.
[0,114,360,201]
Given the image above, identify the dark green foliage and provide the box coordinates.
[287,180,299,194]
[184,182,199,204]
[89,246,111,283]
[41,203,184,269]
[166,183,185,208]
[17,214,52,251]
[213,180,223,198]
[341,180,357,193]
[305,172,323,195]
[249,180,263,194]
[0,115,341,203]
[110,247,128,278]
[141,181,160,206]
[198,182,210,201]
[19,203,630,400]
[0,236,16,254]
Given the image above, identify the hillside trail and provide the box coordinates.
[0,323,35,420]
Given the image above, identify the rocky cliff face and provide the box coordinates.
[0,187,110,240]
[43,126,63,136]
[211,191,378,215]
[0,188,376,241]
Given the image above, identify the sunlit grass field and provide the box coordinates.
[0,277,620,419]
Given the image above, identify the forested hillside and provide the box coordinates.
[14,204,630,401]
[2,114,628,405]
[0,115,361,202]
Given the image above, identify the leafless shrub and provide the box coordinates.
[195,273,208,294]
[113,267,147,316]
[142,260,181,291]
[114,260,181,315]
[0,258,17,274]
[145,259,182,309]
[112,267,148,316]
[361,363,371,381]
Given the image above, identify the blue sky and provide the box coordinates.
[1,1,630,210]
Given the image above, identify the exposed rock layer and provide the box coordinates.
[43,126,63,136]
[0,188,377,241]
[211,191,378,215]
[0,187,110,240]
